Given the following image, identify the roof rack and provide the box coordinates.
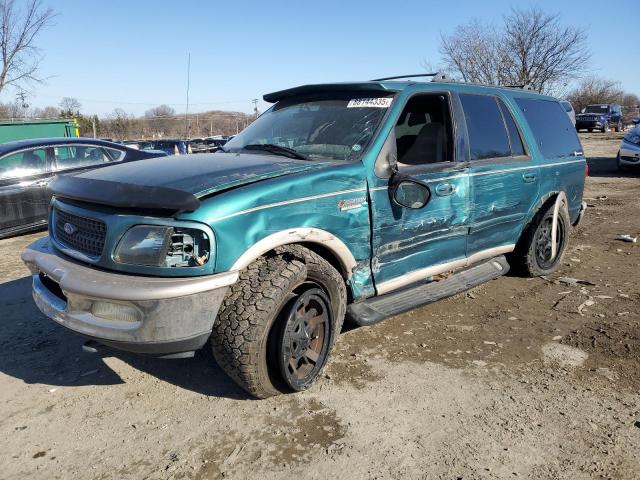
[503,84,534,91]
[371,72,449,82]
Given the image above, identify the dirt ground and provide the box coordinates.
[0,133,638,480]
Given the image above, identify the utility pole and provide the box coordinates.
[185,52,191,139]
[210,118,213,137]
[92,117,97,138]
[16,91,29,119]
[252,98,259,119]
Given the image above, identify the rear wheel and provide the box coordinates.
[509,200,569,277]
[211,246,346,398]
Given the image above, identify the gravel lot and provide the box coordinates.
[0,133,638,480]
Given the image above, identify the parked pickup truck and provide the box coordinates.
[22,76,587,398]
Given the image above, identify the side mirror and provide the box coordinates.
[389,173,431,209]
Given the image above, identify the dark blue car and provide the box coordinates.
[0,137,167,238]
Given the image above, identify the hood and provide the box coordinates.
[49,153,332,214]
[75,152,329,198]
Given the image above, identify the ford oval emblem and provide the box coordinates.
[63,222,78,235]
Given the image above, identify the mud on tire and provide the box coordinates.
[211,246,346,399]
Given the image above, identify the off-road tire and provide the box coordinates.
[211,246,346,398]
[601,121,609,133]
[615,121,622,133]
[508,200,570,277]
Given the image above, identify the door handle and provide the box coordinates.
[435,183,456,196]
[522,173,537,183]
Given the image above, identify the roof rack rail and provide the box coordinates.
[372,72,449,82]
[503,84,534,91]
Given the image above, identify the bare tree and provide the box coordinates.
[0,0,55,94]
[439,6,590,94]
[440,20,509,85]
[59,96,81,115]
[567,77,623,113]
[144,104,175,118]
[32,104,58,118]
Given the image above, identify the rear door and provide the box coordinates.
[461,93,539,257]
[369,92,471,294]
[0,147,53,234]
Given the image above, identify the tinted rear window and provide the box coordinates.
[515,98,582,158]
[460,93,511,160]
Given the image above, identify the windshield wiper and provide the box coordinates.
[242,143,309,161]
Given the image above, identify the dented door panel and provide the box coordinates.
[368,166,470,290]
[467,160,540,255]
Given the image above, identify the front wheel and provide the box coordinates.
[602,121,609,133]
[508,200,569,277]
[615,121,623,133]
[211,246,346,398]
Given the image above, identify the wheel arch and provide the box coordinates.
[229,227,357,280]
[517,191,568,246]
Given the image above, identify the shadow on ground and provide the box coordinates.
[586,156,640,178]
[0,276,249,400]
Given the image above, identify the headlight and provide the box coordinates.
[114,225,210,267]
[624,133,640,145]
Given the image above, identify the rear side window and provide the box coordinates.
[497,99,526,156]
[460,94,510,160]
[515,98,582,159]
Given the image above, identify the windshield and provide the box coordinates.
[223,94,394,161]
[583,105,610,114]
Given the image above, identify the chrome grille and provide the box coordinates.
[53,207,106,258]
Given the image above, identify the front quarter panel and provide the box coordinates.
[179,162,375,299]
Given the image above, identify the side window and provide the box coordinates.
[394,94,453,166]
[459,94,510,160]
[497,99,526,156]
[515,98,582,159]
[103,147,126,162]
[54,145,123,170]
[0,148,49,179]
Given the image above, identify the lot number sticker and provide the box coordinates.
[347,98,393,108]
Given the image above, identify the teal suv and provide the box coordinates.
[22,75,587,398]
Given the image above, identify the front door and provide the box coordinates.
[0,147,53,234]
[369,93,470,294]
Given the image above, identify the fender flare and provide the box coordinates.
[551,191,568,261]
[230,227,357,279]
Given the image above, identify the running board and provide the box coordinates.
[346,256,510,326]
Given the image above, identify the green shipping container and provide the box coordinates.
[0,119,79,143]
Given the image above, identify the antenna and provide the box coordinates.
[372,73,444,81]
[185,52,191,139]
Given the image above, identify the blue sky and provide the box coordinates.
[6,0,639,116]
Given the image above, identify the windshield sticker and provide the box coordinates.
[347,98,393,108]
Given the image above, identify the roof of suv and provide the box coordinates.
[264,80,556,103]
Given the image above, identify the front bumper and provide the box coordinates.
[21,236,238,355]
[576,120,603,129]
[620,142,640,166]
